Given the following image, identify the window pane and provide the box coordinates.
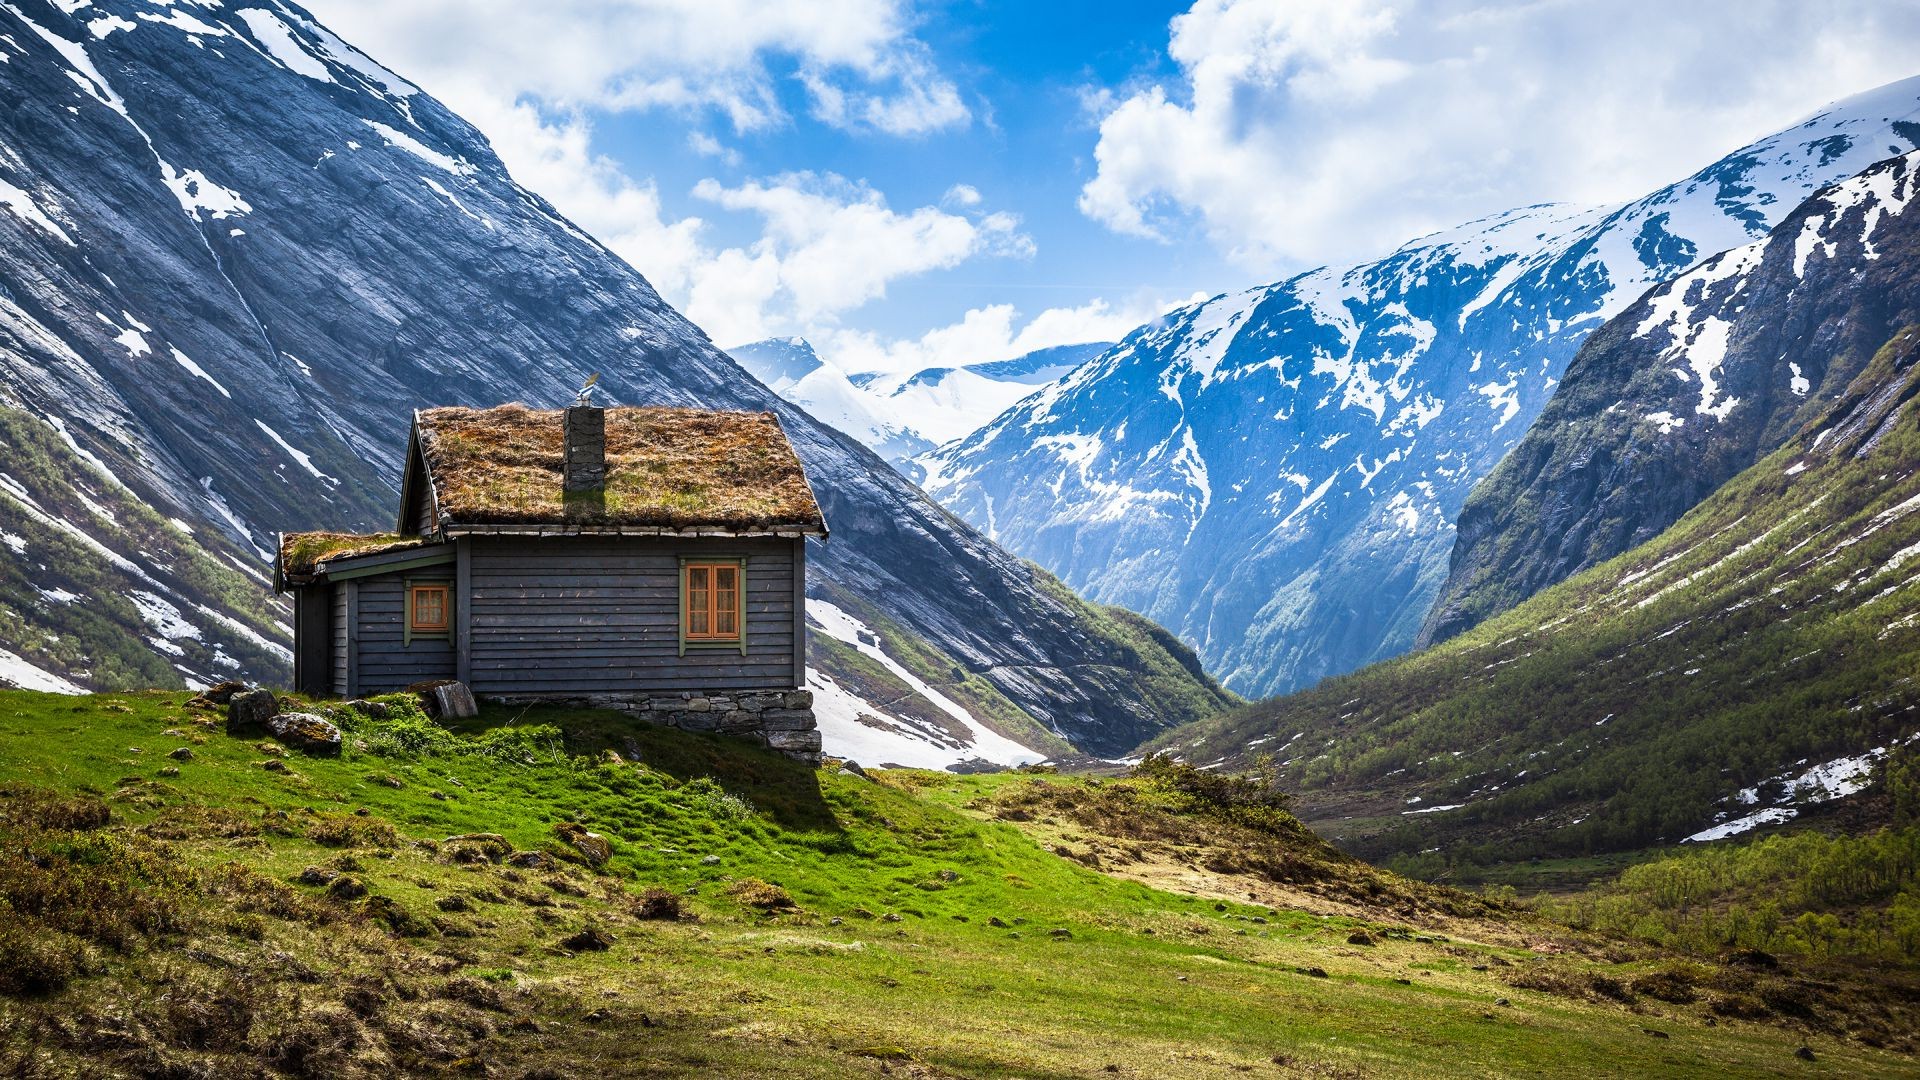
[715,566,738,636]
[687,566,710,636]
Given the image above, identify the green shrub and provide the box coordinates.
[680,776,756,821]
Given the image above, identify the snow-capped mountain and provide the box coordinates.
[731,338,1112,471]
[1145,158,1920,861]
[870,342,1111,447]
[728,338,935,465]
[923,76,1920,698]
[1424,147,1920,642]
[0,0,1231,759]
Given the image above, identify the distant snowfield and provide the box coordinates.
[1684,744,1901,843]
[807,598,1045,771]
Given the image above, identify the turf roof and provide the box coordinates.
[412,404,826,533]
[278,532,430,586]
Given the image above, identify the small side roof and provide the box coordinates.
[404,404,828,537]
[276,532,433,589]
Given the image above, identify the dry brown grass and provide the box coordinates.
[415,404,824,531]
[279,532,428,584]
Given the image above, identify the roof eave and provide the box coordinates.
[441,522,826,539]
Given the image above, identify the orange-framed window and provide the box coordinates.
[409,583,450,636]
[682,561,742,642]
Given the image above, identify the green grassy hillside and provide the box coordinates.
[1144,328,1920,873]
[0,690,1913,1076]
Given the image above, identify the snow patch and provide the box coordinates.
[1684,807,1798,843]
[235,8,333,83]
[363,120,473,176]
[808,599,1043,768]
[0,648,84,694]
[0,177,75,245]
[254,420,334,482]
[171,347,231,397]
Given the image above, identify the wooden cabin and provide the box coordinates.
[275,402,827,759]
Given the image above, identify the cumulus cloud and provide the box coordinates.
[681,173,1034,340]
[1081,0,1920,271]
[816,295,1196,376]
[303,0,968,135]
[302,0,1018,348]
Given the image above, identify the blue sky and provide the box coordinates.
[305,0,1920,375]
[577,1,1227,342]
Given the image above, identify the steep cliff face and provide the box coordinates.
[1423,149,1920,643]
[0,0,1224,755]
[923,78,1920,697]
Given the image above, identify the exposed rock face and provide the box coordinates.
[1422,149,1920,643]
[922,78,1920,697]
[0,0,1221,756]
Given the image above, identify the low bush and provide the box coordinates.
[726,878,795,910]
[630,886,686,921]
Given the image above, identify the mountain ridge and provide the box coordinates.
[1140,149,1920,867]
[1422,146,1920,642]
[923,76,1920,698]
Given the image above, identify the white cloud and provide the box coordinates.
[302,0,1007,347]
[1081,0,1920,271]
[815,295,1188,376]
[687,172,1033,332]
[303,0,967,135]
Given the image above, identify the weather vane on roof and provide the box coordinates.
[575,372,600,407]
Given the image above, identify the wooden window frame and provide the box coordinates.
[405,579,452,645]
[679,556,747,656]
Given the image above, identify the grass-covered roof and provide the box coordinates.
[411,404,825,533]
[278,532,429,586]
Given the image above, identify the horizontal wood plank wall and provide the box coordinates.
[354,568,456,693]
[467,536,796,695]
[330,585,349,697]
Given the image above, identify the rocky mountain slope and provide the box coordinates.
[1423,149,1920,643]
[729,337,1111,474]
[0,0,1226,757]
[923,78,1920,697]
[1143,186,1920,869]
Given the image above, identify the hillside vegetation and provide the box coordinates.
[1144,328,1920,872]
[1,691,1911,1076]
[0,406,290,690]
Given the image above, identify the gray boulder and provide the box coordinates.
[226,689,277,734]
[417,681,479,720]
[264,712,343,756]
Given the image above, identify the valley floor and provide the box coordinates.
[0,691,1911,1078]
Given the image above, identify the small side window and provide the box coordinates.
[408,583,450,640]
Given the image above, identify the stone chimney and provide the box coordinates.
[563,404,606,495]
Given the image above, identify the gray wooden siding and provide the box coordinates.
[330,586,348,696]
[466,536,797,695]
[412,487,436,535]
[293,585,332,696]
[352,568,457,694]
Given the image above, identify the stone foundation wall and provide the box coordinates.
[484,689,821,763]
